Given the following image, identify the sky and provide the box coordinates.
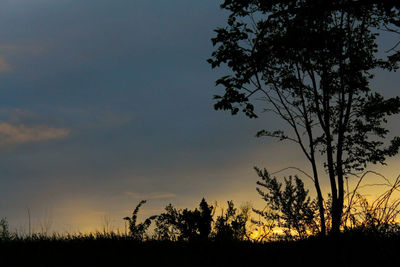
[0,0,399,233]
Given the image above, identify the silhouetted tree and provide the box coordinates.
[209,0,400,235]
[153,204,180,241]
[254,168,317,239]
[178,208,203,241]
[214,201,250,241]
[123,200,156,241]
[198,198,214,239]
[154,198,214,241]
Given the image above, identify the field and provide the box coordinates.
[1,231,399,267]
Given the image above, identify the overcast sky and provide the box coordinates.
[0,0,399,233]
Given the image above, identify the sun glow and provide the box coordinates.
[249,227,285,241]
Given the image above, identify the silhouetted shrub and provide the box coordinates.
[213,201,250,241]
[198,198,213,239]
[254,168,317,239]
[123,200,156,241]
[0,217,10,241]
[153,204,180,241]
[153,198,214,241]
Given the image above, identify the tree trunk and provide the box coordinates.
[321,85,340,235]
[326,141,340,235]
[310,158,326,236]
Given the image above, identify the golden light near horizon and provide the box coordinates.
[9,164,400,236]
[249,228,270,241]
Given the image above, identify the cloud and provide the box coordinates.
[0,108,38,123]
[0,122,70,145]
[0,57,12,72]
[124,191,177,200]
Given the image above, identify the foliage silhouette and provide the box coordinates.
[154,198,214,241]
[2,196,400,266]
[213,201,250,241]
[123,200,156,241]
[209,0,400,235]
[0,217,10,241]
[253,168,317,239]
[153,203,180,241]
[2,225,400,266]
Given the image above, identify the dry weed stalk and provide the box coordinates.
[343,171,400,229]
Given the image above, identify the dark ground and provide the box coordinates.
[1,232,399,267]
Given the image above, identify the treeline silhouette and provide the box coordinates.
[2,169,400,266]
[2,193,400,266]
[2,171,400,266]
[122,198,249,242]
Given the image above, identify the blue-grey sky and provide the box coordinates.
[0,0,399,233]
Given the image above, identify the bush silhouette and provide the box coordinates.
[213,201,250,241]
[254,168,317,239]
[123,200,156,241]
[154,198,214,241]
[0,217,10,240]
